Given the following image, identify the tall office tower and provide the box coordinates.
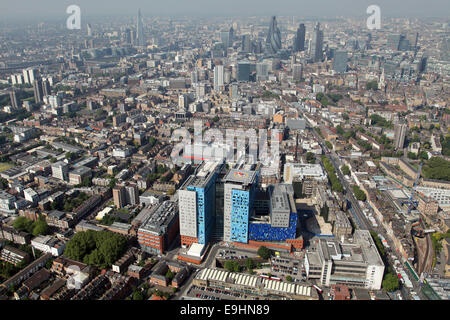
[394,124,407,150]
[87,23,92,36]
[294,23,306,52]
[130,29,137,44]
[196,82,207,99]
[9,90,19,110]
[241,34,252,53]
[191,68,199,84]
[113,185,126,208]
[213,65,224,92]
[178,162,222,247]
[387,34,402,51]
[123,28,132,44]
[265,16,282,55]
[292,63,303,81]
[33,79,43,104]
[42,79,51,96]
[228,27,234,47]
[256,62,270,81]
[237,62,251,82]
[333,51,348,74]
[22,69,30,84]
[51,161,69,182]
[230,82,239,100]
[311,22,324,62]
[135,9,145,47]
[398,35,410,51]
[178,94,188,110]
[413,32,419,50]
[223,168,258,243]
[27,68,38,84]
[220,27,234,48]
[125,183,139,206]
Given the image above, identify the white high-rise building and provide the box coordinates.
[178,95,188,110]
[214,65,224,92]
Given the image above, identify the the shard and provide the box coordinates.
[136,9,145,47]
[265,16,282,55]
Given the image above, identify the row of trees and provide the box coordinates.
[322,156,344,193]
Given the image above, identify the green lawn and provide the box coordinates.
[0,162,14,172]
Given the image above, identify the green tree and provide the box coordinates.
[166,269,175,281]
[382,273,399,292]
[133,290,144,300]
[245,258,255,270]
[257,246,273,260]
[341,165,350,176]
[13,216,34,233]
[352,186,367,202]
[286,275,293,282]
[306,152,315,164]
[32,217,49,236]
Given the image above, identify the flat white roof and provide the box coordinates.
[187,243,205,257]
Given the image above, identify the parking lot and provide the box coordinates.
[185,284,254,300]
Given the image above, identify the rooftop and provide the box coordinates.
[223,168,257,186]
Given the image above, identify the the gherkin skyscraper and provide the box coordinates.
[265,16,282,55]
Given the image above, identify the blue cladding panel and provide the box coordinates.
[248,212,297,241]
[230,189,250,243]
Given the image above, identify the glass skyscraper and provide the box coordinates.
[294,23,306,52]
[333,51,348,74]
[265,16,282,55]
[311,22,324,63]
[136,9,145,47]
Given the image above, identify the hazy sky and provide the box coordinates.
[1,0,449,20]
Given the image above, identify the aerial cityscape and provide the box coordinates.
[0,0,450,303]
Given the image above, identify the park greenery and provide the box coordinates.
[370,114,392,128]
[13,216,49,236]
[64,230,128,269]
[61,192,90,212]
[315,92,343,106]
[422,157,450,181]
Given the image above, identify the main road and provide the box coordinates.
[306,123,370,230]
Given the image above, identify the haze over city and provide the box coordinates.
[1,0,450,20]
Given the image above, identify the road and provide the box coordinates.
[307,124,370,230]
[302,116,417,299]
